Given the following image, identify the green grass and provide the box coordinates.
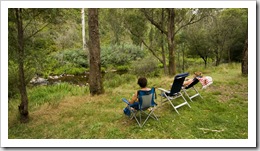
[8,63,248,139]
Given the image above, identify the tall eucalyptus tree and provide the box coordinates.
[82,8,87,50]
[88,8,104,95]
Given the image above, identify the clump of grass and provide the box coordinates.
[8,83,87,127]
[27,83,87,110]
[103,72,136,89]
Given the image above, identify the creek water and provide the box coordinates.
[30,70,127,86]
[48,74,89,86]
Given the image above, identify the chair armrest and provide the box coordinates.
[158,88,170,94]
[122,98,130,105]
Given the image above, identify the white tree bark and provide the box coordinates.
[81,8,86,50]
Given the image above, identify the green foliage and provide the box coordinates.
[55,49,88,68]
[30,83,86,110]
[66,67,86,75]
[48,49,88,75]
[99,9,126,45]
[8,8,77,99]
[52,20,82,50]
[101,44,145,67]
[158,63,164,68]
[180,8,247,65]
[8,61,19,98]
[101,67,106,73]
[131,57,160,77]
[116,65,129,72]
[8,60,36,99]
[103,72,136,88]
[51,63,84,75]
[124,9,148,46]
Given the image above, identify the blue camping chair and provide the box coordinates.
[182,77,203,102]
[158,73,191,115]
[122,87,159,127]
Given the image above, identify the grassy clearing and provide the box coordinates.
[8,63,248,139]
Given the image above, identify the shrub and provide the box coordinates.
[103,73,122,88]
[8,61,19,98]
[52,49,89,68]
[101,67,106,73]
[66,67,86,75]
[101,44,144,67]
[103,72,136,88]
[131,57,160,77]
[116,65,129,72]
[8,60,36,99]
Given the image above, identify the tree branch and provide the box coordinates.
[140,9,168,35]
[23,9,46,31]
[175,14,208,35]
[127,28,164,64]
[24,23,50,41]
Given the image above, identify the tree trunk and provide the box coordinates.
[203,57,207,68]
[228,48,231,63]
[161,41,167,74]
[88,8,104,95]
[161,8,167,75]
[214,48,221,66]
[15,8,29,123]
[167,8,176,76]
[242,37,248,75]
[82,8,86,51]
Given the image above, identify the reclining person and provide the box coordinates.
[183,71,213,89]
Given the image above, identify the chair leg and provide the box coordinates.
[166,93,191,114]
[141,109,159,127]
[168,99,180,115]
[131,108,160,128]
[193,87,203,99]
[181,93,191,108]
[182,88,193,102]
[142,112,151,127]
[183,87,203,101]
[132,112,142,127]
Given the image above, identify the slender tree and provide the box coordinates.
[82,8,86,50]
[88,8,104,95]
[160,8,167,74]
[9,8,63,122]
[15,8,29,123]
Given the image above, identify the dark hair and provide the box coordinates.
[137,77,147,88]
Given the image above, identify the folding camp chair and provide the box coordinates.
[158,73,191,115]
[122,87,159,127]
[182,78,203,102]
